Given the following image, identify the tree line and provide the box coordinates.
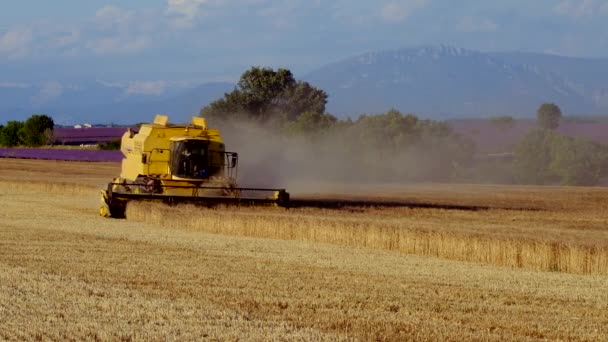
[512,104,608,186]
[2,67,606,186]
[201,67,608,186]
[0,115,55,147]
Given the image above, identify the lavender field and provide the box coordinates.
[450,120,608,153]
[53,127,131,145]
[0,148,123,162]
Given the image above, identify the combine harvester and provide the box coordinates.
[100,115,289,218]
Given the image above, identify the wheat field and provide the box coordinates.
[0,159,607,341]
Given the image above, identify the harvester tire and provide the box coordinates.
[277,190,290,208]
[99,190,112,218]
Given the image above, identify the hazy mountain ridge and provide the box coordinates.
[490,52,608,109]
[1,45,607,124]
[304,45,603,117]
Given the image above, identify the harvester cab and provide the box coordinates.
[100,115,289,218]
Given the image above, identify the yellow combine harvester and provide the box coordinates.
[100,115,289,218]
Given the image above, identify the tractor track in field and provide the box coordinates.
[289,197,544,212]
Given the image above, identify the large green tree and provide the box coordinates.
[330,109,473,181]
[537,103,562,130]
[549,135,606,186]
[513,129,557,184]
[20,114,54,146]
[201,67,328,123]
[284,111,337,136]
[514,128,607,186]
[350,109,420,149]
[0,121,24,146]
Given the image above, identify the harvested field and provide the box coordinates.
[0,148,122,162]
[0,159,607,341]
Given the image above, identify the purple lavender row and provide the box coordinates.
[0,148,123,162]
[53,127,133,144]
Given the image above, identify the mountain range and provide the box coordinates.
[305,46,608,118]
[1,45,607,124]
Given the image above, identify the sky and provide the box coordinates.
[1,0,608,87]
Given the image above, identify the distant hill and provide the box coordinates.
[490,52,608,109]
[3,45,608,123]
[304,46,608,118]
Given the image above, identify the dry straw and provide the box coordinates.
[0,180,97,195]
[127,202,608,275]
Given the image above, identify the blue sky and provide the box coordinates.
[1,0,607,86]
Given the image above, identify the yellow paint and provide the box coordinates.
[119,115,224,181]
[191,117,207,129]
[153,114,169,126]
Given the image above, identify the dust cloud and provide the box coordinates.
[214,118,467,195]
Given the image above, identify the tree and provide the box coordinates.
[513,128,607,186]
[350,109,420,148]
[549,136,605,186]
[334,109,473,181]
[412,119,474,181]
[513,129,557,184]
[43,128,55,145]
[0,121,24,146]
[537,103,562,130]
[284,111,337,135]
[20,114,54,146]
[201,67,328,123]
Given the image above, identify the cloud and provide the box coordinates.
[166,0,209,29]
[553,0,608,18]
[0,28,33,58]
[0,5,160,60]
[31,81,64,105]
[84,5,166,56]
[86,37,149,55]
[50,29,81,51]
[456,16,498,32]
[0,82,30,89]
[97,79,195,97]
[380,0,429,23]
[95,5,133,31]
[255,2,302,29]
[125,81,167,95]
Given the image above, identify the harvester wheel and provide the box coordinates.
[277,190,290,208]
[99,189,127,218]
[99,190,112,218]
